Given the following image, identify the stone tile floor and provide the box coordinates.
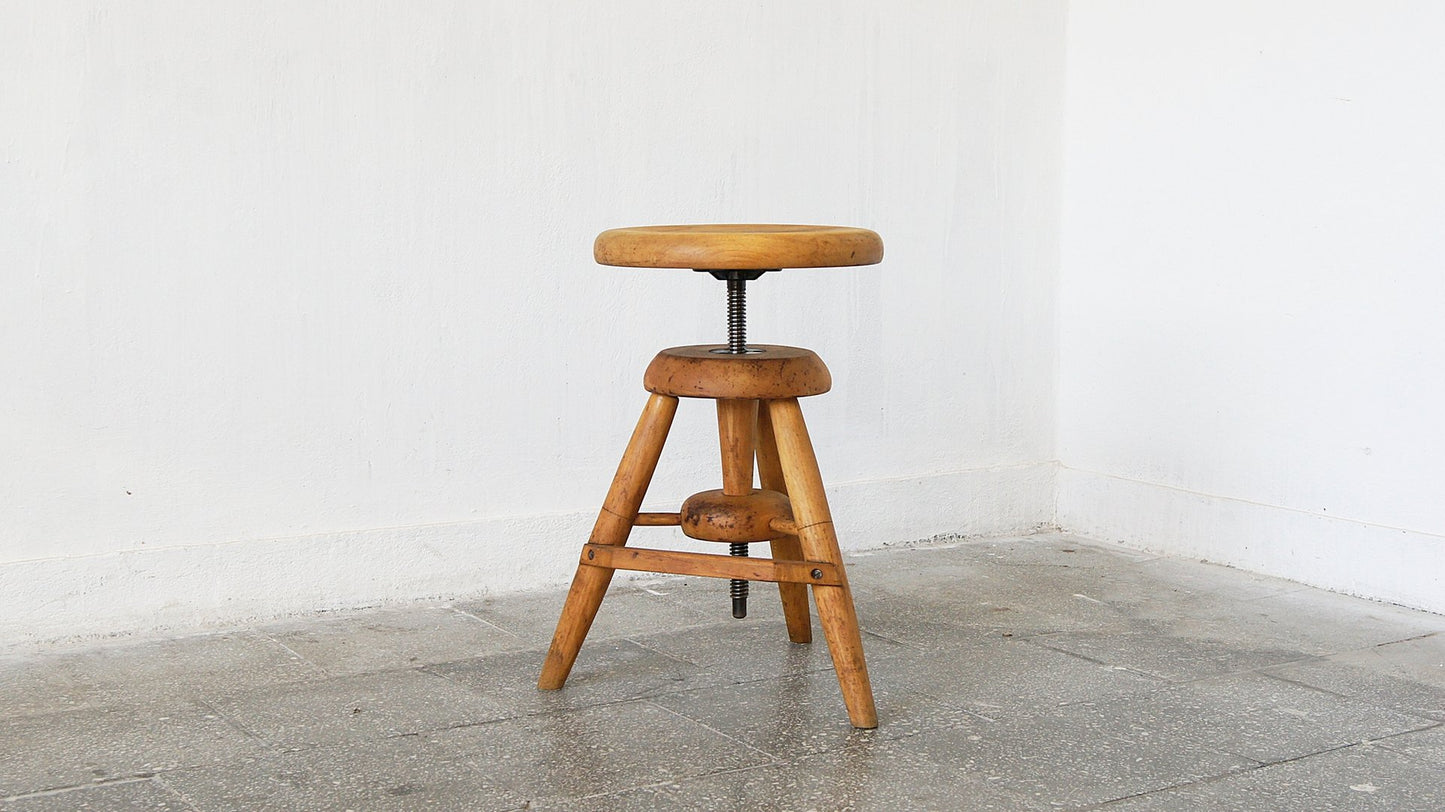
[1,533,1443,810]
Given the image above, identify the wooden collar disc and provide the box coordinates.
[644,345,831,399]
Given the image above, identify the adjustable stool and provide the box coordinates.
[537,224,882,728]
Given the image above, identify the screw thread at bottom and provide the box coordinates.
[729,542,749,619]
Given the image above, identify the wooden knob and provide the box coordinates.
[679,488,794,543]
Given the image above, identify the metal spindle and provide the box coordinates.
[726,272,749,616]
[726,276,747,353]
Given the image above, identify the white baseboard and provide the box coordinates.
[1057,466,1445,615]
[0,462,1055,648]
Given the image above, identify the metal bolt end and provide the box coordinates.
[729,543,749,618]
[586,549,595,560]
[811,569,824,580]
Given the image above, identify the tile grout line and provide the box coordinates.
[641,698,790,766]
[1,775,158,803]
[192,693,277,751]
[151,774,206,812]
[1092,723,1433,805]
[447,605,530,641]
[251,626,334,679]
[1368,721,1445,760]
[1077,757,1267,810]
[1244,664,1445,729]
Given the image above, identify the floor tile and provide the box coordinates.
[877,637,1165,713]
[1376,724,1445,765]
[0,630,321,720]
[205,668,505,749]
[853,585,1093,646]
[534,736,1046,811]
[428,639,708,716]
[885,708,1254,808]
[0,701,260,798]
[645,670,966,758]
[1066,671,1435,765]
[1033,627,1312,682]
[259,606,529,677]
[2,779,196,811]
[1128,555,1304,602]
[1265,634,1445,721]
[456,585,712,645]
[626,619,838,684]
[158,735,526,811]
[1176,589,1445,658]
[1105,741,1445,811]
[427,700,773,802]
[842,545,996,593]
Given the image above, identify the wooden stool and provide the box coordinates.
[537,224,883,729]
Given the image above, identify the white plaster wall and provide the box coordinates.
[1,2,1065,645]
[1059,2,1445,612]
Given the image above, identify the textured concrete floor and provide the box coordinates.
[2,533,1443,810]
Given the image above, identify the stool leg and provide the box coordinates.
[767,397,878,729]
[755,400,813,644]
[538,393,678,690]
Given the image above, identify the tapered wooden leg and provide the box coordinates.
[756,400,813,644]
[768,397,877,729]
[538,393,678,690]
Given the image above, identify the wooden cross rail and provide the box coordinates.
[633,512,681,526]
[580,543,842,586]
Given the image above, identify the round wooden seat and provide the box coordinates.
[595,224,883,271]
[644,345,831,399]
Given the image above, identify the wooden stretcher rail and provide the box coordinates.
[633,512,681,526]
[581,543,841,586]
